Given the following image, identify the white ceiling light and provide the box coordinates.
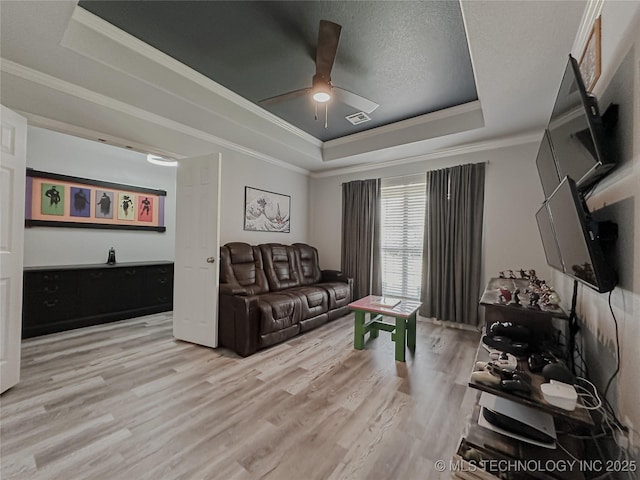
[147,154,178,167]
[312,91,331,103]
[312,75,332,103]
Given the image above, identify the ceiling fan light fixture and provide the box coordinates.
[312,74,332,103]
[147,154,178,167]
[312,91,331,103]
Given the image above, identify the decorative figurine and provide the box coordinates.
[106,247,116,265]
[512,288,521,306]
[499,271,505,279]
[528,269,537,280]
[519,269,530,279]
[498,287,512,304]
[508,270,516,279]
[544,291,561,307]
[528,292,540,308]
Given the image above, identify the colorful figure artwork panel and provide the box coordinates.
[138,196,154,222]
[95,190,114,219]
[26,169,167,232]
[41,183,65,216]
[70,187,91,218]
[118,193,136,221]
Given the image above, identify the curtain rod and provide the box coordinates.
[340,173,423,186]
[339,161,488,185]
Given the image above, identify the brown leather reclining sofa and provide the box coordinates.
[218,242,353,356]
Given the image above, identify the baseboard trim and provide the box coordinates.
[418,315,481,333]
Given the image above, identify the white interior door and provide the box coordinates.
[1,106,27,394]
[173,153,221,347]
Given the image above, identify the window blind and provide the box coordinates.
[380,175,426,300]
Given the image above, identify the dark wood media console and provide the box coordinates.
[22,261,174,338]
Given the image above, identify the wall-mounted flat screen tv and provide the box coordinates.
[535,129,561,199]
[547,55,614,191]
[541,176,616,293]
[535,202,563,272]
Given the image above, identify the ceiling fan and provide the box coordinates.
[259,20,379,117]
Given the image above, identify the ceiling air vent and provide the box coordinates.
[345,112,371,125]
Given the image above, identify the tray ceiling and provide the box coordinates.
[78,0,478,142]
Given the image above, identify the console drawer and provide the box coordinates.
[23,291,79,326]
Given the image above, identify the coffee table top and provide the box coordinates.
[349,295,422,318]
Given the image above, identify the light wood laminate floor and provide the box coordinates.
[1,312,480,480]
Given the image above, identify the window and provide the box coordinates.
[380,174,426,300]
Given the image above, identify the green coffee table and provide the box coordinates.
[348,295,422,362]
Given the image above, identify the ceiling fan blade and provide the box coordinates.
[256,4,315,61]
[258,88,312,107]
[333,87,379,114]
[315,20,342,80]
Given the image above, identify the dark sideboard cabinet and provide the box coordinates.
[22,261,174,338]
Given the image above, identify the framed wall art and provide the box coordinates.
[244,186,290,233]
[579,16,601,93]
[25,169,167,231]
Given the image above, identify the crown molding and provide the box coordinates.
[1,59,310,176]
[70,7,484,161]
[310,130,542,178]
[71,7,322,148]
[571,0,604,58]
[321,100,484,162]
[3,56,542,180]
[323,100,482,148]
[17,110,184,160]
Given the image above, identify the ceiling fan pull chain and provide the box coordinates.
[325,103,328,129]
[315,102,318,121]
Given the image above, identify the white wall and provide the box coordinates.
[554,1,640,452]
[24,126,177,266]
[218,147,309,246]
[309,142,551,284]
[24,127,312,266]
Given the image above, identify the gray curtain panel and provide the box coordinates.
[341,179,381,300]
[420,163,485,325]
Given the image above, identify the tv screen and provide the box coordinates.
[547,55,613,191]
[543,176,616,293]
[535,129,561,199]
[535,203,563,272]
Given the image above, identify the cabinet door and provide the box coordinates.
[78,269,114,316]
[80,266,143,313]
[114,267,143,311]
[143,264,174,307]
[23,270,79,336]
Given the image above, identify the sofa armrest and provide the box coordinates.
[321,269,350,283]
[219,283,249,296]
[218,293,261,357]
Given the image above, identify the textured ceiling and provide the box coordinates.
[78,0,478,142]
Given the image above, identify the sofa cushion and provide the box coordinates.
[285,286,329,319]
[292,243,351,309]
[220,243,268,295]
[293,243,322,285]
[318,281,351,310]
[257,293,301,335]
[260,244,300,291]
